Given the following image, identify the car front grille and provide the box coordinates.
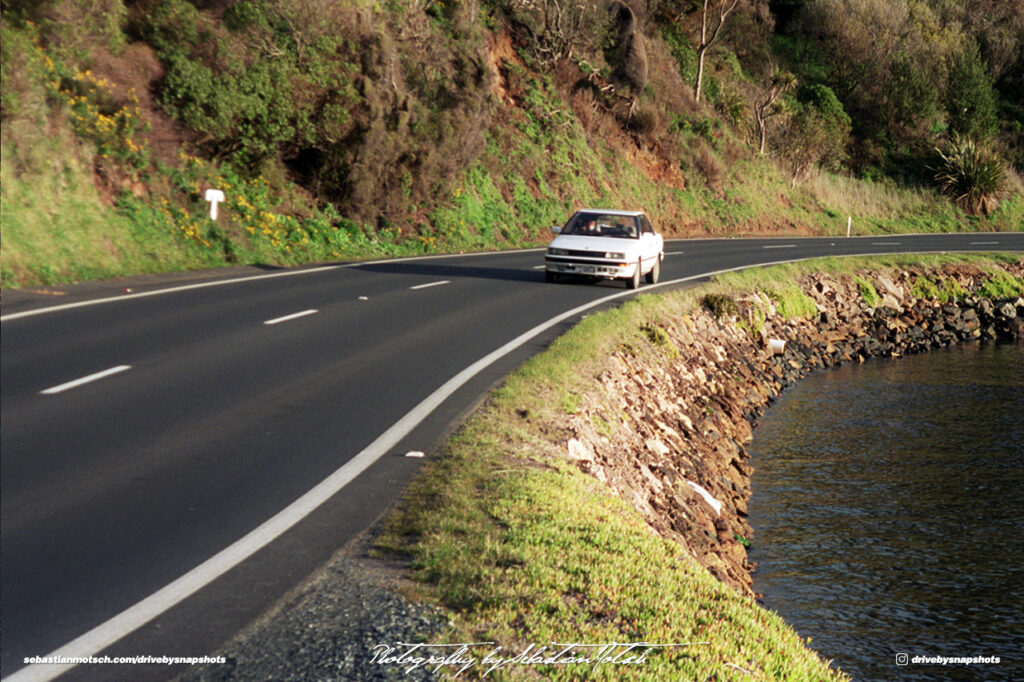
[546,255,622,266]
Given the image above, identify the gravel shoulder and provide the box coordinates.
[176,531,447,681]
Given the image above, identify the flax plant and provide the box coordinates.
[933,134,1008,215]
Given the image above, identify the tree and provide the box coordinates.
[754,64,795,155]
[498,0,614,67]
[792,0,956,166]
[946,40,999,141]
[886,50,941,137]
[693,0,739,103]
[608,1,648,118]
[778,84,851,186]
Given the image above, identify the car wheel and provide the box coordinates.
[645,255,661,284]
[626,259,641,289]
[545,270,558,283]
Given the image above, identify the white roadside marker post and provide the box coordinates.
[205,189,225,220]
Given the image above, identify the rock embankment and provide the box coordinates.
[560,263,1024,596]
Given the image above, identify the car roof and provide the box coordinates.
[576,208,645,216]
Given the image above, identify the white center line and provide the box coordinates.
[970,241,1000,245]
[264,309,318,325]
[763,244,796,249]
[410,280,450,290]
[41,365,133,395]
[665,251,684,255]
[871,242,900,245]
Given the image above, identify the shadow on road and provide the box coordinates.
[353,260,632,289]
[352,260,546,284]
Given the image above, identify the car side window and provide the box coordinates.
[641,216,654,235]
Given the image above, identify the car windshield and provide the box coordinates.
[561,212,639,238]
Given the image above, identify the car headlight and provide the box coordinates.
[605,252,626,260]
[548,248,568,256]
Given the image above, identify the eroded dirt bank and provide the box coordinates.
[559,262,1024,596]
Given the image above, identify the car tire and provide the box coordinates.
[645,255,661,284]
[626,260,641,289]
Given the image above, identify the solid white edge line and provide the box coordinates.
[39,366,133,395]
[1,266,341,322]
[6,247,1024,681]
[0,250,549,323]
[5,238,1021,322]
[263,309,318,325]
[409,280,450,290]
[3,264,747,682]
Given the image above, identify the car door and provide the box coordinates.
[638,215,659,269]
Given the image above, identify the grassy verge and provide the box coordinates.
[0,117,209,285]
[374,253,1021,680]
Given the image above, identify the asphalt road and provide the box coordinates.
[2,233,1022,681]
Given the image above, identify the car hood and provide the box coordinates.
[548,235,639,252]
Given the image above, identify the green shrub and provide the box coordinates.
[912,274,968,303]
[764,285,818,319]
[855,276,879,307]
[979,270,1024,300]
[938,277,968,303]
[640,322,679,358]
[0,19,43,121]
[702,293,739,318]
[910,276,940,300]
[661,22,697,84]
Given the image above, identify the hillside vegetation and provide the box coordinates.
[2,0,1022,287]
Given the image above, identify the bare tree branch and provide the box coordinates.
[754,64,795,154]
[694,0,740,103]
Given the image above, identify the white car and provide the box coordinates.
[544,209,664,288]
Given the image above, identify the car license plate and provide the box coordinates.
[578,265,596,274]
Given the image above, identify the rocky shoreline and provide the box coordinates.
[559,262,1024,596]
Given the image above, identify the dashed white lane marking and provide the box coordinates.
[40,366,133,395]
[970,241,1000,245]
[762,244,796,249]
[1,250,549,323]
[8,267,727,682]
[410,280,450,290]
[12,243,1021,680]
[263,309,318,325]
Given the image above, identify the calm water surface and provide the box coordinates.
[748,342,1024,681]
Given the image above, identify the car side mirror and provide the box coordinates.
[551,226,561,234]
